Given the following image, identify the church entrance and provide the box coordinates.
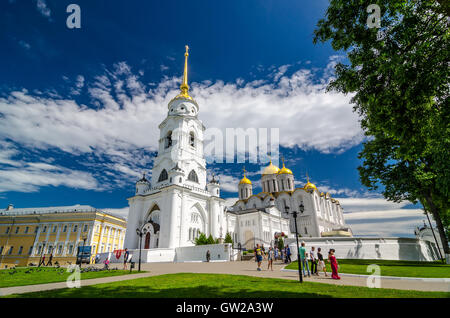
[244,230,255,250]
[144,232,151,249]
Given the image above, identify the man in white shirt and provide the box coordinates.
[310,246,318,275]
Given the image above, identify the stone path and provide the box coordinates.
[1,260,448,296]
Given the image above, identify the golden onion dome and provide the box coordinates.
[278,162,293,175]
[262,161,280,176]
[239,176,252,185]
[303,174,317,191]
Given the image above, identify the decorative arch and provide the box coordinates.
[188,169,198,183]
[158,169,168,182]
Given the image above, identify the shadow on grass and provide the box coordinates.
[12,284,332,299]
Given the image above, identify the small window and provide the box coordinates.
[158,169,168,182]
[0,246,3,255]
[18,246,23,255]
[189,132,195,147]
[6,227,10,234]
[188,170,198,183]
[53,226,57,233]
[43,226,47,233]
[73,225,78,232]
[8,246,13,255]
[58,245,63,254]
[83,224,88,232]
[165,131,172,149]
[25,226,29,234]
[28,246,33,255]
[68,245,74,254]
[15,227,19,234]
[63,225,67,232]
[34,227,39,233]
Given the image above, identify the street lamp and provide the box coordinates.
[135,227,147,272]
[289,204,304,283]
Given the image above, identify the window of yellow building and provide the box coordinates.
[18,246,23,255]
[34,226,38,233]
[6,227,10,234]
[28,246,33,255]
[83,224,88,232]
[43,226,47,233]
[73,225,78,232]
[8,246,13,255]
[63,225,67,232]
[25,226,29,234]
[15,227,19,234]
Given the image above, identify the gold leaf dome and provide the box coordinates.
[262,161,280,176]
[278,162,292,175]
[303,174,317,191]
[239,176,252,185]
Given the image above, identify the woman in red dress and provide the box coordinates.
[328,249,341,280]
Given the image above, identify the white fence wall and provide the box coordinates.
[175,244,232,262]
[285,237,441,262]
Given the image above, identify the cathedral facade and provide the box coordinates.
[124,47,351,252]
[229,162,352,249]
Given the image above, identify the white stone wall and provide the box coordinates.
[285,237,441,262]
[175,243,232,262]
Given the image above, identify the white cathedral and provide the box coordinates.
[124,47,351,252]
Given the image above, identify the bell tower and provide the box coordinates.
[151,45,207,189]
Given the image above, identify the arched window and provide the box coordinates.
[158,169,168,182]
[188,170,198,183]
[165,131,172,149]
[189,131,195,147]
[287,178,291,190]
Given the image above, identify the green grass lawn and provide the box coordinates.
[0,266,142,288]
[5,273,448,298]
[285,259,450,278]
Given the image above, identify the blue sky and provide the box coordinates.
[0,0,428,237]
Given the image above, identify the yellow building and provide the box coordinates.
[0,204,127,268]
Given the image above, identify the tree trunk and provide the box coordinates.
[423,194,450,259]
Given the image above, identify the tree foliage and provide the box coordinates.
[314,0,449,254]
[224,232,233,244]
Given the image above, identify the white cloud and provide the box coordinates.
[36,0,51,19]
[0,58,363,192]
[336,197,427,238]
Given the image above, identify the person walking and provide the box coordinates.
[274,246,279,261]
[267,247,274,271]
[39,254,46,267]
[255,244,264,271]
[206,250,211,262]
[123,248,130,270]
[285,245,292,263]
[329,249,340,280]
[46,253,53,266]
[298,242,311,277]
[309,246,318,276]
[317,247,328,277]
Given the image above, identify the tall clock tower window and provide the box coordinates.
[189,132,195,148]
[188,170,199,183]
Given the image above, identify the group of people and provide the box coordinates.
[298,242,340,279]
[253,242,341,280]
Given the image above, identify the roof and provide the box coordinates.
[0,204,126,221]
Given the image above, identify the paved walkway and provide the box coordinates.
[1,261,449,296]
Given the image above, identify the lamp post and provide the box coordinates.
[289,204,303,283]
[135,227,147,272]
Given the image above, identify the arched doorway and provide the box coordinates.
[244,230,255,250]
[144,232,151,249]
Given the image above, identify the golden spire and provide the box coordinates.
[179,45,190,98]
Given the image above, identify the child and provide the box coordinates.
[104,258,110,270]
[267,247,274,271]
[317,247,327,277]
